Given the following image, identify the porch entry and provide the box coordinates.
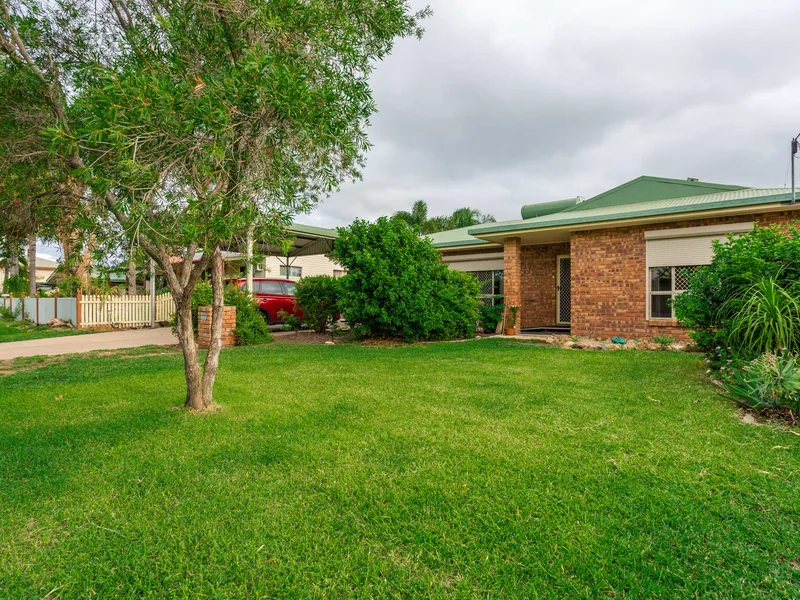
[556,255,571,325]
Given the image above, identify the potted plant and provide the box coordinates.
[504,305,520,336]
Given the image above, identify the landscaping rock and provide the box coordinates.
[575,338,603,350]
[47,318,73,328]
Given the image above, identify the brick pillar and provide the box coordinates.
[197,305,237,348]
[504,237,522,333]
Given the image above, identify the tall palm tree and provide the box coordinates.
[393,201,496,234]
[448,207,495,229]
[392,200,429,230]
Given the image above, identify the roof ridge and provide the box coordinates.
[564,175,748,213]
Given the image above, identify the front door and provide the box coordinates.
[556,255,571,325]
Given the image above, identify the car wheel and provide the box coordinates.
[260,310,272,325]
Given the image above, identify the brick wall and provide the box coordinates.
[197,305,237,348]
[520,242,569,328]
[503,237,522,332]
[570,210,800,340]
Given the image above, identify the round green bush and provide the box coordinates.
[294,275,340,333]
[331,217,479,341]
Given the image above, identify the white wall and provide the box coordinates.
[254,254,344,281]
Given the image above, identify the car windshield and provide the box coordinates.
[283,282,297,296]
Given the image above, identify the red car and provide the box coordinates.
[228,278,302,324]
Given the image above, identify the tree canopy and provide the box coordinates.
[0,0,429,408]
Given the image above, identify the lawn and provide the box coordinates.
[0,318,87,343]
[1,340,799,598]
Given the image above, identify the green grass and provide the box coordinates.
[1,340,799,598]
[0,318,87,343]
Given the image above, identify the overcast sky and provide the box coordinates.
[303,0,800,228]
[34,0,800,258]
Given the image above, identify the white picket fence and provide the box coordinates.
[80,293,175,327]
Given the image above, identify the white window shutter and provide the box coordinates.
[645,223,753,268]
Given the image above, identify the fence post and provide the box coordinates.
[21,292,26,322]
[35,292,40,325]
[54,289,58,320]
[150,259,156,328]
[76,289,82,329]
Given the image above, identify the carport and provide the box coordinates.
[244,223,338,289]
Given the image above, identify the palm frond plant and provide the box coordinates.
[723,351,800,412]
[720,276,800,357]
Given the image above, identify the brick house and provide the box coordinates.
[428,176,800,340]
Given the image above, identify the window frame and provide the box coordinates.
[647,265,698,320]
[279,265,302,278]
[469,269,504,305]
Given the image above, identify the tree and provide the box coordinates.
[393,200,495,233]
[393,200,430,231]
[1,0,429,409]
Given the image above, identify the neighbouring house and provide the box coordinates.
[428,176,800,340]
[0,255,59,290]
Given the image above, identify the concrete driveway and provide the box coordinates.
[0,328,179,360]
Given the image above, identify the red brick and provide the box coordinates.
[197,305,237,348]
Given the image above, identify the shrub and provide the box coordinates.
[478,297,504,333]
[331,217,480,341]
[673,224,800,351]
[186,281,272,345]
[224,284,272,345]
[0,305,14,320]
[294,276,340,333]
[278,310,303,332]
[704,345,736,378]
[653,335,675,350]
[506,305,520,330]
[2,272,28,296]
[723,350,800,412]
[720,276,800,357]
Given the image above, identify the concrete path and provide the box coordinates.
[0,328,179,360]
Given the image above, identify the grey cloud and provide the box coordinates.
[310,0,800,226]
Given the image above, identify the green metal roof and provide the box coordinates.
[520,197,580,219]
[427,226,493,249]
[468,188,793,237]
[568,176,746,212]
[287,223,338,238]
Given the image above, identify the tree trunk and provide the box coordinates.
[149,247,221,411]
[200,249,225,405]
[127,258,137,295]
[175,292,207,410]
[8,250,19,278]
[27,240,37,297]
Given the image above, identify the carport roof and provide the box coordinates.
[258,223,338,258]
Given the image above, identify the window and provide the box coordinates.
[469,270,504,305]
[279,266,302,278]
[649,266,698,319]
[282,282,297,296]
[333,270,345,278]
[254,281,284,294]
